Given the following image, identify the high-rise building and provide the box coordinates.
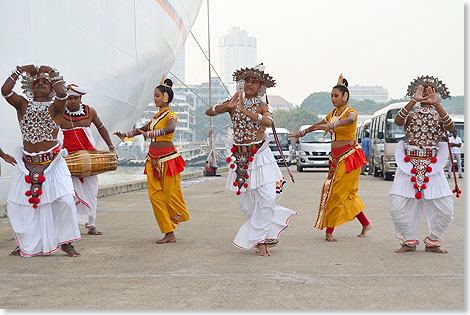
[219,27,257,92]
[349,85,389,103]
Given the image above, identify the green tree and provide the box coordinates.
[299,92,331,114]
[273,108,320,132]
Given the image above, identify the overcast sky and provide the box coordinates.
[184,0,464,105]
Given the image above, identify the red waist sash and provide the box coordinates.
[62,129,95,152]
[330,143,367,173]
[144,146,186,178]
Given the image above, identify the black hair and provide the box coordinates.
[332,78,349,101]
[364,131,370,137]
[156,78,174,103]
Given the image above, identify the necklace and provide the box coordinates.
[243,97,262,109]
[64,103,90,121]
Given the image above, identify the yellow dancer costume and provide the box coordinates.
[144,107,189,234]
[314,107,368,230]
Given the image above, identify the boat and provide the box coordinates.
[0,0,203,202]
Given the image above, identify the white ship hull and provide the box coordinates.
[0,0,203,202]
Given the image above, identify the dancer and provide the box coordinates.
[60,84,115,235]
[1,64,81,257]
[115,77,189,244]
[206,64,297,256]
[289,74,371,242]
[390,76,454,254]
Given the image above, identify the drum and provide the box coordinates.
[65,150,118,177]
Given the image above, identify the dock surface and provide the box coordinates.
[0,169,464,310]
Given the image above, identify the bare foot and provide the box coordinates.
[87,227,103,235]
[61,244,81,257]
[357,224,372,238]
[325,233,337,242]
[395,245,417,253]
[157,232,176,244]
[9,247,20,256]
[425,246,448,254]
[255,243,270,256]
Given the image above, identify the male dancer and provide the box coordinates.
[206,64,296,256]
[60,84,114,235]
[390,76,454,254]
[1,64,81,257]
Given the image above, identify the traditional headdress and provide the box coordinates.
[67,84,87,96]
[337,73,346,87]
[20,66,63,99]
[233,63,276,97]
[406,75,451,99]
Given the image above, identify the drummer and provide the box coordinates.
[60,84,114,235]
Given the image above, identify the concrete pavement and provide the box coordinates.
[0,169,464,309]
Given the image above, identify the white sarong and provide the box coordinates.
[226,136,297,249]
[389,141,453,246]
[73,175,99,228]
[7,145,81,257]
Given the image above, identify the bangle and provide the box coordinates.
[8,75,17,83]
[211,103,219,115]
[443,119,453,127]
[440,113,449,121]
[98,124,105,129]
[55,93,68,101]
[50,76,62,82]
[2,90,14,98]
[411,97,419,103]
[256,113,263,124]
[297,129,307,137]
[52,80,64,87]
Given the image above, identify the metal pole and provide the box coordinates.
[207,0,216,166]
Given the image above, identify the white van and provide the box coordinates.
[295,125,331,172]
[266,127,294,166]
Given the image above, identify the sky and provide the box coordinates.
[183,0,464,105]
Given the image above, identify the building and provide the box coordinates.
[349,85,389,103]
[173,77,230,109]
[169,46,185,83]
[219,27,257,92]
[267,95,294,111]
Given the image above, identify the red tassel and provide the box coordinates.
[25,190,32,197]
[411,168,417,174]
[426,166,432,173]
[236,190,241,195]
[226,157,231,163]
[404,156,410,162]
[251,148,257,154]
[424,177,429,183]
[28,197,34,204]
[33,198,40,204]
[233,181,238,187]
[244,165,248,169]
[415,192,422,199]
[458,190,462,194]
[36,189,42,196]
[231,147,237,153]
[248,157,254,162]
[411,176,416,182]
[245,174,249,179]
[230,164,235,169]
[32,204,38,209]
[243,183,248,188]
[25,176,31,183]
[413,183,419,189]
[431,157,437,163]
[421,184,427,189]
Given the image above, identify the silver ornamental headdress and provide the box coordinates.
[20,66,63,99]
[233,63,276,97]
[406,75,451,100]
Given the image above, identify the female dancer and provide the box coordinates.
[289,74,372,242]
[115,77,189,244]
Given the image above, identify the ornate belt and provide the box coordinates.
[227,141,265,194]
[23,147,60,165]
[405,147,437,158]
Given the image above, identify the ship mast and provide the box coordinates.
[206,0,217,170]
